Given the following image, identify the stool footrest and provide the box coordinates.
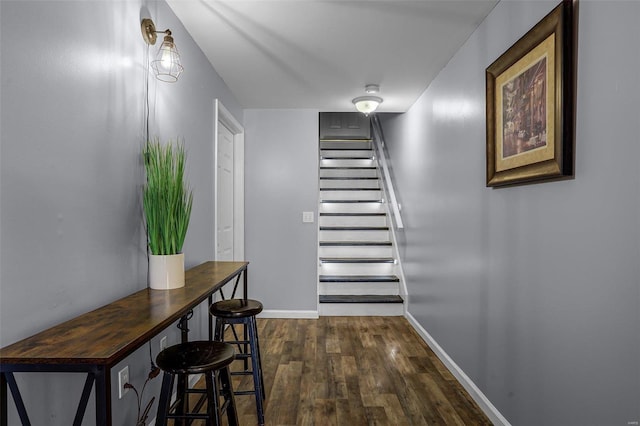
[234,390,259,396]
[233,353,252,359]
[167,413,210,420]
[231,371,254,376]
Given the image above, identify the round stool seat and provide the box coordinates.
[156,341,235,375]
[210,299,263,319]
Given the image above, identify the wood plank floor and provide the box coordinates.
[194,316,492,425]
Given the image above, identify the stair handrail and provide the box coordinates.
[371,115,404,229]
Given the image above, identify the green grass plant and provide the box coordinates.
[143,139,193,255]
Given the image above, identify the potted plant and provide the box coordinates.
[143,138,193,290]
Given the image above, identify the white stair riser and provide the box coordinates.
[320,169,378,178]
[319,215,387,227]
[319,202,385,214]
[320,150,373,158]
[319,229,389,241]
[320,159,376,168]
[318,302,403,316]
[319,282,399,295]
[320,190,381,200]
[319,246,393,258]
[320,141,372,150]
[319,263,395,276]
[319,180,380,189]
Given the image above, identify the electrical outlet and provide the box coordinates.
[118,366,129,399]
[160,336,168,351]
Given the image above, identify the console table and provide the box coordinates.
[0,260,248,426]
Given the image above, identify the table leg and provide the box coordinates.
[243,268,248,301]
[73,373,95,426]
[208,294,214,341]
[3,372,30,425]
[94,366,111,426]
[1,373,7,426]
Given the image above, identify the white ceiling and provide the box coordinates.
[167,0,498,112]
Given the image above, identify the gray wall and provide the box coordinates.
[244,109,319,313]
[379,1,640,425]
[0,1,241,424]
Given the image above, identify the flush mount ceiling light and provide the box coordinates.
[353,84,383,115]
[141,18,184,83]
[352,95,383,115]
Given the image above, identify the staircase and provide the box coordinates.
[317,139,404,316]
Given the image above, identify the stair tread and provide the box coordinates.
[319,275,400,282]
[320,188,380,191]
[319,295,403,303]
[321,199,382,203]
[320,241,392,246]
[320,213,386,216]
[320,166,377,170]
[320,226,389,231]
[321,156,373,160]
[320,177,379,180]
[320,257,395,263]
[320,148,373,151]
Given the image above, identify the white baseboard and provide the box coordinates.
[258,309,319,319]
[405,312,511,426]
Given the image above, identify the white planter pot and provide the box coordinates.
[149,253,185,290]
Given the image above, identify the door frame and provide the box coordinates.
[213,99,245,261]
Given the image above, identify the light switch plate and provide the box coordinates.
[302,211,314,223]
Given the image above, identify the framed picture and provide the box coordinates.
[486,0,575,187]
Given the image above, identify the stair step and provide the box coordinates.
[321,156,373,160]
[320,148,373,151]
[319,295,403,304]
[320,241,392,246]
[319,275,400,283]
[321,199,382,203]
[320,187,378,191]
[320,257,395,263]
[320,213,386,217]
[320,177,379,180]
[320,226,388,231]
[320,166,377,170]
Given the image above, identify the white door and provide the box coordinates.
[216,123,234,260]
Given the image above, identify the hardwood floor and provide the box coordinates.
[221,317,492,426]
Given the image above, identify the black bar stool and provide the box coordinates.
[155,340,239,426]
[210,298,265,426]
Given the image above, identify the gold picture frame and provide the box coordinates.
[486,0,575,187]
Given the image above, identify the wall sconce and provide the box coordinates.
[352,84,383,115]
[141,18,184,83]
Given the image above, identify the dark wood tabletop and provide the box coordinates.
[0,261,248,367]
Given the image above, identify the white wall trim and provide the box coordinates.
[258,310,319,319]
[213,99,245,261]
[405,312,511,426]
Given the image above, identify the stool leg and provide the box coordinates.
[248,317,265,425]
[155,371,174,426]
[214,318,224,341]
[205,370,221,426]
[220,366,239,426]
[175,373,188,426]
[253,317,266,401]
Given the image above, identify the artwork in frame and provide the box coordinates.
[486,0,575,187]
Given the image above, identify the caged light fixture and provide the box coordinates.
[352,84,383,115]
[141,18,184,83]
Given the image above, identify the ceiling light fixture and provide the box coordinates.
[141,18,184,83]
[352,95,383,115]
[353,84,383,115]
